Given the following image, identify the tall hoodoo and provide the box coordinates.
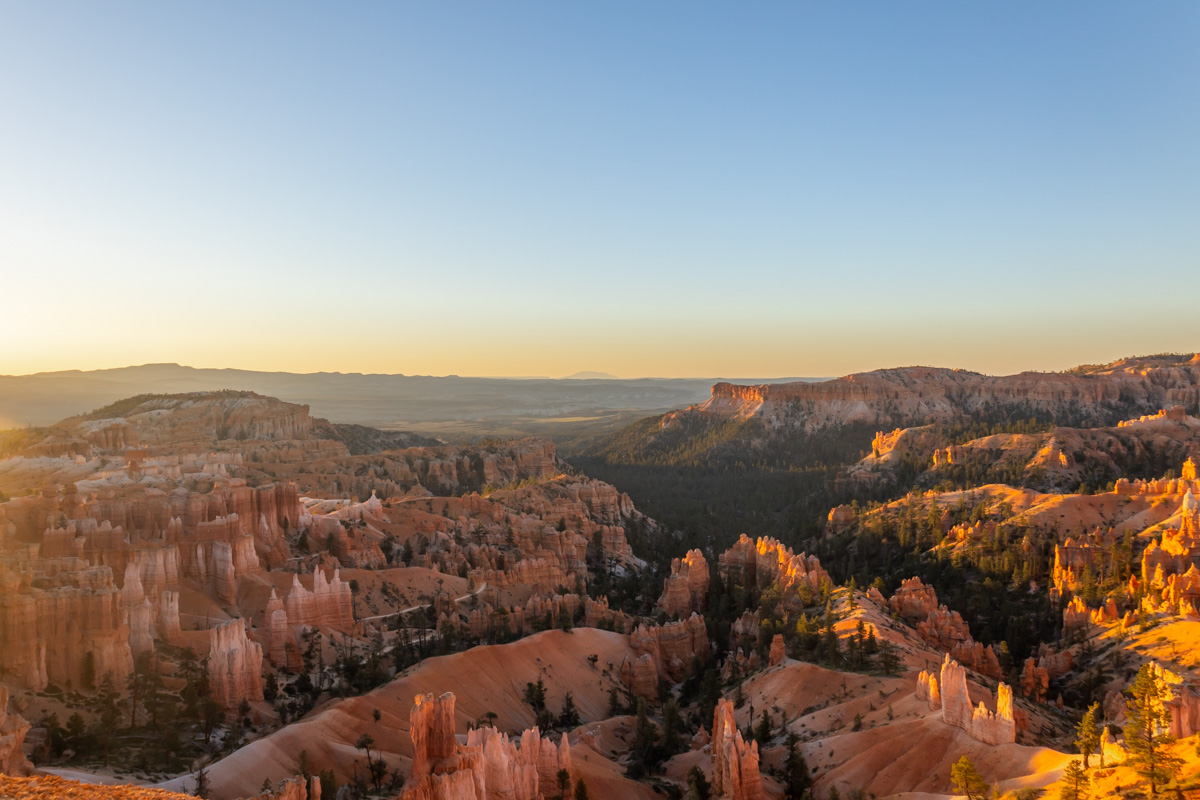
[207,618,264,707]
[657,548,710,617]
[712,698,765,800]
[409,692,458,779]
[918,655,1015,744]
[401,691,572,800]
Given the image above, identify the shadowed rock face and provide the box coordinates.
[0,686,32,776]
[207,618,264,708]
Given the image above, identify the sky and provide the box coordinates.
[1,2,1197,379]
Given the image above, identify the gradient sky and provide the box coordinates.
[1,3,1197,379]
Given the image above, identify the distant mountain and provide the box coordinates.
[0,364,835,439]
[561,371,620,380]
[0,363,720,439]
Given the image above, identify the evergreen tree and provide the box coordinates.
[661,698,685,756]
[556,768,571,799]
[1059,759,1089,800]
[558,692,581,729]
[628,699,658,778]
[1125,664,1182,796]
[95,672,121,766]
[1074,702,1101,769]
[194,767,211,799]
[950,755,987,800]
[754,709,773,746]
[784,732,811,800]
[573,778,590,800]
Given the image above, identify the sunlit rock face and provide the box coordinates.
[711,697,764,800]
[400,691,572,800]
[917,655,1015,745]
[889,577,1002,679]
[657,548,710,618]
[669,358,1200,432]
[718,535,829,612]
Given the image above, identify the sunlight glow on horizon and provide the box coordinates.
[1,3,1197,380]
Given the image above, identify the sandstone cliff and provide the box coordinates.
[670,356,1200,434]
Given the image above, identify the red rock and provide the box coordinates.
[923,655,1015,745]
[656,549,709,618]
[889,577,938,621]
[207,618,264,707]
[768,634,784,667]
[711,698,764,800]
[669,359,1200,434]
[630,613,709,684]
[284,568,354,631]
[401,691,571,800]
[0,686,32,776]
[0,562,133,691]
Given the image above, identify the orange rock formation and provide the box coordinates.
[711,697,764,800]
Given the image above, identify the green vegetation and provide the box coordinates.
[1125,663,1182,796]
[950,755,988,800]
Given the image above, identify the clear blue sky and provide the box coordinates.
[1,2,1197,378]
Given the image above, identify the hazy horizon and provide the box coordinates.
[3,349,1199,383]
[2,3,1198,378]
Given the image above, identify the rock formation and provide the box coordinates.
[284,568,355,631]
[207,618,264,707]
[656,549,709,617]
[718,535,829,609]
[0,561,133,691]
[0,686,32,776]
[630,613,709,684]
[1020,658,1049,702]
[768,633,784,667]
[668,357,1200,434]
[917,655,1015,745]
[889,577,938,621]
[401,691,572,800]
[711,698,764,800]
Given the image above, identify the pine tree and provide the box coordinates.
[1125,664,1182,796]
[1059,759,1089,800]
[573,778,590,800]
[784,732,811,800]
[558,692,581,729]
[628,698,658,778]
[661,698,685,756]
[1074,702,1101,769]
[754,709,773,746]
[95,672,121,766]
[950,755,987,800]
